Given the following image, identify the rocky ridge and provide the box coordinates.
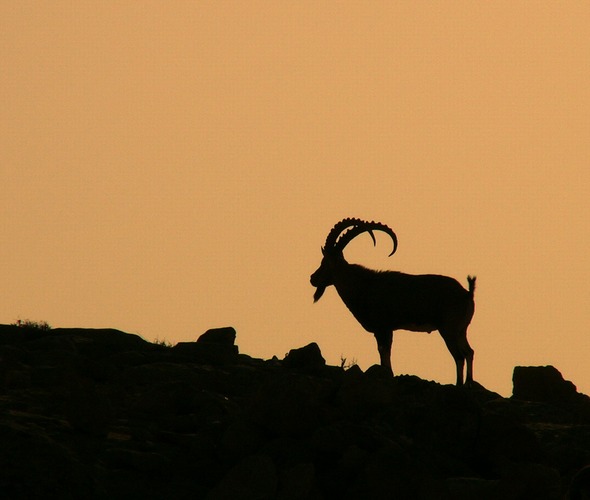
[0,324,589,499]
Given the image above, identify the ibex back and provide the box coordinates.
[310,218,476,386]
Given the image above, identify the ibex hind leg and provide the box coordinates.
[439,329,468,387]
[374,331,393,376]
[460,335,474,387]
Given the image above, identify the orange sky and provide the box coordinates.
[2,2,589,396]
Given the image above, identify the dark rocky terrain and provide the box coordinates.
[0,324,589,499]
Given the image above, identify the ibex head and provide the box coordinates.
[310,218,398,302]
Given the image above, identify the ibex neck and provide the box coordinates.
[331,262,371,299]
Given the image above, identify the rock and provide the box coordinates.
[277,463,318,500]
[0,422,93,499]
[174,326,239,365]
[446,477,500,500]
[496,463,562,500]
[130,380,233,424]
[0,324,589,499]
[53,328,155,358]
[567,464,590,500]
[246,374,325,437]
[336,366,394,418]
[283,342,325,370]
[63,383,113,435]
[207,454,278,500]
[220,420,264,461]
[475,411,544,474]
[512,366,578,403]
[311,425,346,458]
[351,453,433,500]
[169,326,239,366]
[0,324,52,344]
[198,327,237,345]
[102,448,172,474]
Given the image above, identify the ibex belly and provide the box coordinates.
[397,322,436,333]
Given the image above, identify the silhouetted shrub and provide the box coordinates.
[12,318,52,331]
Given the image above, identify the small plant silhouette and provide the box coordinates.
[153,337,173,348]
[12,319,52,331]
[340,355,358,370]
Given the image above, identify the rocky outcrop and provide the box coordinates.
[0,324,588,499]
[283,342,325,371]
[512,365,579,403]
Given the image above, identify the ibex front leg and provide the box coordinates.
[375,331,393,375]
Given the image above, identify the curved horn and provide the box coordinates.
[323,218,367,250]
[334,220,398,257]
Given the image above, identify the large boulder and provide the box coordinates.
[172,327,238,365]
[197,327,237,345]
[512,365,578,403]
[283,343,325,371]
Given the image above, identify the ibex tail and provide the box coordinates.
[467,276,477,299]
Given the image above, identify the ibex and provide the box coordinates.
[310,218,476,386]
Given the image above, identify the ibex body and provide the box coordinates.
[310,218,476,386]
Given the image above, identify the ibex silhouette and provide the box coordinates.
[310,218,476,386]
